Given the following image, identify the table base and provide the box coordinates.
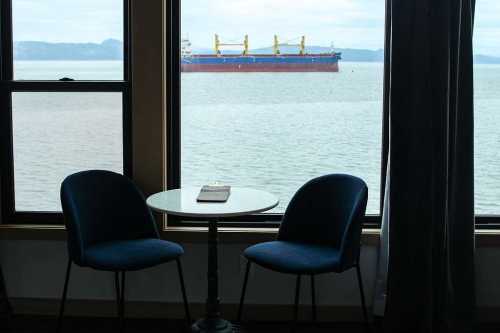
[191,219,234,333]
[191,318,233,333]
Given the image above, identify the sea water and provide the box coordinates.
[12,61,500,215]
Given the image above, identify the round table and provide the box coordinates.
[147,187,279,333]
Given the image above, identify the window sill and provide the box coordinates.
[0,224,498,247]
[0,224,380,245]
[159,226,379,245]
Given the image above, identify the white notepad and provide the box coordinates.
[196,185,231,202]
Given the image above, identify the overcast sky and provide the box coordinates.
[12,0,124,43]
[11,0,500,55]
[181,0,385,50]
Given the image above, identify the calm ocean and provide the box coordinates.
[12,60,500,215]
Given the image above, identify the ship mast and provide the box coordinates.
[273,35,280,55]
[214,34,221,55]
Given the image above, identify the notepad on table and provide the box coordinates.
[197,185,231,202]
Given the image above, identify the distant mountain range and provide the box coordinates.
[14,39,123,60]
[13,40,500,64]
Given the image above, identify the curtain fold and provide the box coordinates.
[373,0,393,316]
[382,0,476,332]
[373,156,390,316]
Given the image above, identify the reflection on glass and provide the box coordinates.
[13,92,123,211]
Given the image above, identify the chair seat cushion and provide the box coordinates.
[244,241,341,274]
[84,238,184,271]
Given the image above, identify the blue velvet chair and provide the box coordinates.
[237,174,369,329]
[57,170,190,332]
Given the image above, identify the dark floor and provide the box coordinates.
[6,316,370,333]
[6,316,500,333]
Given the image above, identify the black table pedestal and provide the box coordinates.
[191,219,233,333]
[192,318,232,333]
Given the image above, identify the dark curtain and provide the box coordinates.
[384,0,476,332]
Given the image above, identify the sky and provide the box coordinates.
[475,0,500,55]
[11,0,500,56]
[181,0,386,51]
[12,0,123,43]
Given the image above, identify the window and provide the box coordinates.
[169,0,386,225]
[0,0,131,223]
[12,92,123,212]
[474,0,500,223]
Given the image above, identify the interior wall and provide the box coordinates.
[0,240,378,316]
[2,240,500,320]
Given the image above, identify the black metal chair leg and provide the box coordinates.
[176,259,191,324]
[119,271,126,333]
[356,264,370,332]
[237,260,251,323]
[56,259,72,333]
[292,275,301,332]
[310,275,317,322]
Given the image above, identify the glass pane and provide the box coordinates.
[13,92,123,211]
[474,0,500,214]
[12,0,124,80]
[181,0,384,214]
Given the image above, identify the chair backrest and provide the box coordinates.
[277,174,368,268]
[60,170,159,265]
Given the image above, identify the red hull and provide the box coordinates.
[181,62,339,73]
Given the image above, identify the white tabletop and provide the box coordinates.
[146,187,279,218]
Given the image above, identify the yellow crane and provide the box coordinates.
[214,34,249,56]
[213,34,307,56]
[273,35,306,55]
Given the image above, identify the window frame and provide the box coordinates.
[0,0,132,225]
[165,0,385,228]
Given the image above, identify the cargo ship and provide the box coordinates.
[181,35,341,73]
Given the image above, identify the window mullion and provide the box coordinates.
[0,0,13,81]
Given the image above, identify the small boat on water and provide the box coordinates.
[181,35,342,73]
